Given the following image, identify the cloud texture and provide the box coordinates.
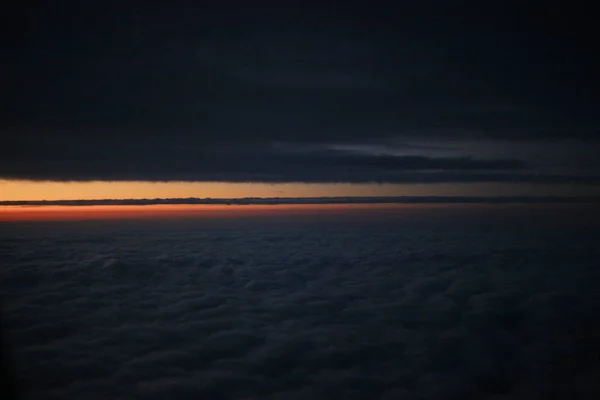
[2,209,600,399]
[3,2,599,184]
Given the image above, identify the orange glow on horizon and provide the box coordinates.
[2,203,597,222]
[0,203,426,221]
[3,180,597,201]
[1,180,420,200]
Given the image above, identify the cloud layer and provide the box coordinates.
[3,2,599,184]
[2,145,599,184]
[2,210,600,399]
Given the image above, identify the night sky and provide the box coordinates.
[3,1,600,198]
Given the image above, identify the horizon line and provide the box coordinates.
[2,195,600,206]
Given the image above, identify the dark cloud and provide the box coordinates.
[3,1,600,183]
[2,145,546,182]
[2,212,600,398]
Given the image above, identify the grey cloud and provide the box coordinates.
[2,143,550,183]
[3,2,600,185]
[2,213,600,398]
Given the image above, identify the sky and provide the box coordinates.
[3,1,600,200]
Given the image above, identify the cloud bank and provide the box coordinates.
[3,2,599,185]
[2,212,600,398]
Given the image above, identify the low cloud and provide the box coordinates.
[2,215,600,398]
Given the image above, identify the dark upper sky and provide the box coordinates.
[3,1,599,186]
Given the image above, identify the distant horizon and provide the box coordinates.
[3,195,600,206]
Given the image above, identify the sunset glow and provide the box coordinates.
[3,180,599,202]
[0,203,426,221]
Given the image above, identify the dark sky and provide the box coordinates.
[3,1,600,188]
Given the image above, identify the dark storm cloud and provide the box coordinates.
[3,1,599,182]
